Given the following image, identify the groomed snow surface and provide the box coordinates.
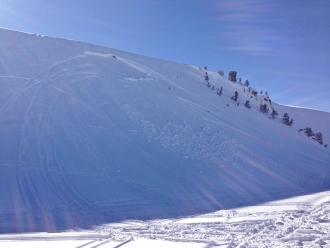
[0,28,329,247]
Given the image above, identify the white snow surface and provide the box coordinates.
[1,192,330,247]
[0,28,330,246]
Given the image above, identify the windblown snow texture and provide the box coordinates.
[0,28,329,233]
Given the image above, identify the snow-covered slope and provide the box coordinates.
[0,28,329,233]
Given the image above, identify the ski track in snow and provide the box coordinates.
[10,54,111,229]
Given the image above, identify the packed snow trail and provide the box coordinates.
[0,28,329,233]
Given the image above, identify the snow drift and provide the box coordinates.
[0,28,329,233]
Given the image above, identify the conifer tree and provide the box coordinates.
[288,118,294,126]
[304,127,314,137]
[315,132,323,144]
[231,91,238,101]
[228,71,237,82]
[205,72,209,81]
[270,108,278,119]
[260,103,269,113]
[205,72,210,87]
[282,113,290,124]
[245,100,251,109]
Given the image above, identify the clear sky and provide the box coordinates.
[1,0,329,112]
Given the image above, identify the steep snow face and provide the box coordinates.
[0,28,329,233]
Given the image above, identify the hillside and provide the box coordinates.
[0,28,329,235]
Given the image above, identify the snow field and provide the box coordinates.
[0,28,329,246]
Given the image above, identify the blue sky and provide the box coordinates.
[1,0,329,112]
